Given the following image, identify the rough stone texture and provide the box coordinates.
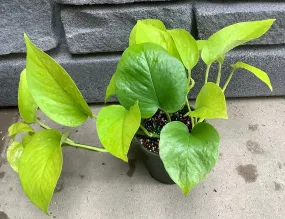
[191,46,285,98]
[55,0,171,4]
[61,3,193,54]
[0,109,18,158]
[0,51,118,107]
[195,2,285,45]
[0,0,58,55]
[1,99,285,218]
[0,45,284,107]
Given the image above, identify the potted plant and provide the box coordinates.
[6,18,274,215]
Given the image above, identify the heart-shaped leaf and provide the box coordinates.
[7,141,24,173]
[96,101,141,162]
[231,62,272,91]
[8,122,34,139]
[134,21,180,59]
[18,69,38,123]
[105,74,116,103]
[19,129,63,215]
[129,19,166,46]
[24,34,92,127]
[190,82,228,119]
[201,19,275,65]
[115,43,187,118]
[168,29,199,70]
[160,121,220,195]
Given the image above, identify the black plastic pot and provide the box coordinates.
[132,137,175,184]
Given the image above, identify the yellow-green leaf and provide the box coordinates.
[96,101,141,162]
[135,21,180,59]
[231,62,272,91]
[19,129,62,215]
[202,19,275,65]
[168,29,199,70]
[18,69,38,123]
[105,74,116,103]
[190,82,228,119]
[8,122,34,139]
[129,19,166,46]
[24,34,92,127]
[22,134,33,148]
[7,141,24,173]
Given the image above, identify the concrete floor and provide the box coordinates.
[0,98,284,219]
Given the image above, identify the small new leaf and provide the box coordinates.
[24,34,92,127]
[191,82,228,119]
[231,62,272,91]
[19,129,63,215]
[18,69,38,123]
[160,122,220,195]
[8,122,34,139]
[7,141,24,173]
[96,101,141,162]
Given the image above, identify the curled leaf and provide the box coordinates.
[231,62,272,91]
[8,122,34,139]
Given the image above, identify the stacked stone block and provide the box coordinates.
[0,0,284,106]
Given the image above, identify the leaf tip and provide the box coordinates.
[268,83,273,92]
[122,156,128,163]
[183,187,190,196]
[23,33,30,43]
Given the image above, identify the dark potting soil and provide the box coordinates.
[138,109,192,154]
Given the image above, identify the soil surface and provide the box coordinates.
[138,108,192,153]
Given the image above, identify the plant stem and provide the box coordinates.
[187,70,192,85]
[165,112,171,122]
[188,77,195,91]
[139,125,160,138]
[204,64,211,84]
[185,97,195,129]
[36,119,51,130]
[92,114,98,118]
[216,61,223,85]
[36,119,106,152]
[222,69,236,92]
[63,141,108,152]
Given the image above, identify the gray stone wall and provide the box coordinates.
[0,0,284,106]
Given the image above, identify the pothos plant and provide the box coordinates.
[6,18,274,215]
